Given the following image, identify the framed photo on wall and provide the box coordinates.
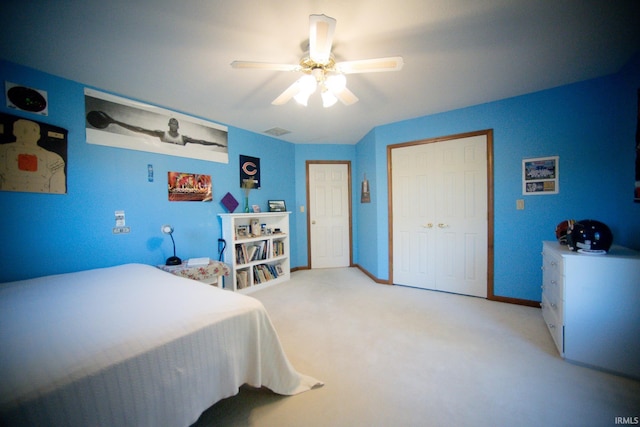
[522,156,559,195]
[167,171,212,202]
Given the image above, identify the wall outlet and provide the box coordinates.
[516,199,525,210]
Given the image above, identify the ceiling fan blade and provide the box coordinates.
[336,56,404,74]
[231,61,299,71]
[309,14,336,65]
[333,86,359,106]
[271,80,302,105]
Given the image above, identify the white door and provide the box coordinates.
[391,134,488,297]
[308,162,351,268]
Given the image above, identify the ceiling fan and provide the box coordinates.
[231,14,404,108]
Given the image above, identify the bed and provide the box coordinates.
[0,263,321,426]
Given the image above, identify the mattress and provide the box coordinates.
[0,263,321,426]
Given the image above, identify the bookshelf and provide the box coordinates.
[218,212,290,292]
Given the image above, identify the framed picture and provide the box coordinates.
[239,155,260,188]
[252,204,261,213]
[236,225,249,238]
[167,171,212,202]
[268,200,286,212]
[522,156,559,195]
[275,264,284,275]
[0,112,67,194]
[85,88,228,164]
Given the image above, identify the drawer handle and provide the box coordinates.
[550,261,557,266]
[551,303,557,309]
[548,323,556,329]
[550,280,557,285]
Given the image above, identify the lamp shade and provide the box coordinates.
[321,89,338,107]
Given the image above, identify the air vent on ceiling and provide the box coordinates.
[263,127,291,137]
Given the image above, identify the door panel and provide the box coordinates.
[392,134,488,297]
[308,162,351,269]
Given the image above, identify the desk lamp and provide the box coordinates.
[161,224,182,266]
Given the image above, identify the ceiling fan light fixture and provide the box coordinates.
[321,89,338,108]
[299,74,317,93]
[325,73,346,92]
[294,74,317,106]
[294,91,311,106]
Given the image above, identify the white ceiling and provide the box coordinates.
[1,0,639,145]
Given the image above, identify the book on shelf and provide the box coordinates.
[247,245,259,261]
[236,270,248,289]
[235,244,250,265]
[272,240,285,257]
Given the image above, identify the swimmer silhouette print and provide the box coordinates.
[0,113,68,194]
[84,88,228,164]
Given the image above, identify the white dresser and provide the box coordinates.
[541,241,640,379]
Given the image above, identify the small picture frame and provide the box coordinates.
[275,264,284,275]
[236,225,249,238]
[268,200,286,212]
[522,156,559,195]
[252,204,261,213]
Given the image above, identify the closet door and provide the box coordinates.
[391,133,488,298]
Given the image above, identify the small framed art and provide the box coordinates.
[522,156,559,195]
[268,200,286,212]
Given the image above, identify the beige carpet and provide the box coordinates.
[193,267,640,427]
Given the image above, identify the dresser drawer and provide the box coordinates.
[542,251,563,304]
[541,294,563,355]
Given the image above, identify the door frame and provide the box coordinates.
[306,160,353,269]
[387,129,496,300]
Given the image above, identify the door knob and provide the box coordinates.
[312,220,316,225]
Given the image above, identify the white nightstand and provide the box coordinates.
[157,260,231,287]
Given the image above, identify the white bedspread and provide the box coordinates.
[0,264,321,426]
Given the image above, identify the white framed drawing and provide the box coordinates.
[522,156,559,195]
[84,88,228,163]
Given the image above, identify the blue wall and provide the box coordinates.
[2,54,639,303]
[0,60,296,282]
[357,53,640,301]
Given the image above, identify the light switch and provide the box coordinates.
[516,199,525,210]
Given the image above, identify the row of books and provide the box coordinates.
[235,240,286,265]
[253,263,284,284]
[235,240,269,265]
[235,263,285,289]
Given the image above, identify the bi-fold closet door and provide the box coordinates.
[391,133,488,297]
